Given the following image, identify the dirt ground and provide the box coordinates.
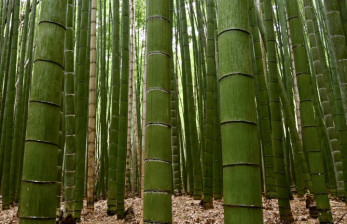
[0,195,346,223]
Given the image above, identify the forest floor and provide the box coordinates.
[0,195,346,223]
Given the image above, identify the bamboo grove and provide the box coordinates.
[1,0,347,223]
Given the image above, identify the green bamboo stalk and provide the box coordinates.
[135,19,143,193]
[276,0,306,197]
[0,0,14,183]
[282,127,293,199]
[1,0,20,209]
[316,0,347,196]
[0,0,7,50]
[321,0,347,116]
[180,131,188,193]
[98,0,107,197]
[63,0,75,217]
[262,0,293,220]
[10,0,31,204]
[103,0,109,195]
[174,17,188,193]
[115,0,130,217]
[217,0,263,223]
[202,0,218,209]
[320,0,347,199]
[249,0,277,198]
[107,0,121,216]
[318,112,338,195]
[187,0,203,200]
[303,0,346,198]
[251,36,264,195]
[275,0,295,118]
[19,0,67,223]
[171,17,182,195]
[15,0,38,201]
[177,0,194,194]
[277,66,312,196]
[338,0,347,42]
[56,95,64,215]
[179,0,202,199]
[74,0,90,219]
[74,0,82,86]
[188,1,205,187]
[212,3,222,199]
[286,0,333,222]
[0,0,3,47]
[143,0,173,222]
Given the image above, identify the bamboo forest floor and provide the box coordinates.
[0,195,346,223]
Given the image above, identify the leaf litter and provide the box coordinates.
[0,195,346,223]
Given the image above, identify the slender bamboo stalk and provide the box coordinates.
[63,0,76,217]
[107,0,121,215]
[87,0,97,213]
[178,0,202,198]
[288,29,302,143]
[320,0,347,199]
[2,0,20,209]
[116,0,130,217]
[98,0,107,197]
[0,0,11,186]
[321,0,347,116]
[176,0,193,194]
[262,0,293,220]
[126,1,135,189]
[202,0,218,209]
[303,0,346,198]
[286,0,333,222]
[15,0,38,200]
[212,2,222,199]
[74,0,90,218]
[171,13,182,195]
[11,0,31,204]
[338,0,347,44]
[249,0,277,199]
